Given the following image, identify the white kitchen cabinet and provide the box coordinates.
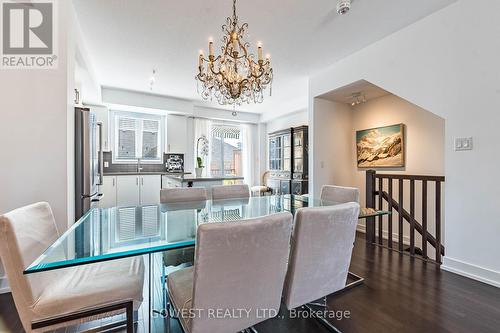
[91,105,110,151]
[140,175,161,205]
[166,114,187,153]
[116,175,140,207]
[98,176,117,208]
[162,175,182,188]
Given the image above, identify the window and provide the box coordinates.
[210,125,242,176]
[112,111,164,163]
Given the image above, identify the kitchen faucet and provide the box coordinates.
[137,158,143,173]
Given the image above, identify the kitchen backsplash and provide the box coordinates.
[103,151,170,173]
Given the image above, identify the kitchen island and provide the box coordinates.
[162,174,244,191]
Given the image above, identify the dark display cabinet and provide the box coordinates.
[268,126,308,195]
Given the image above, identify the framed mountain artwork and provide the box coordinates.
[356,124,405,168]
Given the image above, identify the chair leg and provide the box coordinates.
[340,272,364,294]
[303,303,342,333]
[32,301,135,333]
[126,302,134,333]
[303,272,364,333]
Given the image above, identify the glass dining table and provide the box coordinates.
[24,194,389,332]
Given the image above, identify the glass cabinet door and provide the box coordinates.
[283,134,291,147]
[294,147,303,159]
[294,132,303,147]
[294,158,303,173]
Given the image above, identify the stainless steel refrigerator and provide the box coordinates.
[75,107,103,220]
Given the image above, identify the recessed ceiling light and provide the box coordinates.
[337,0,351,15]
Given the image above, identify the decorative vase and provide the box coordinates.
[195,167,204,178]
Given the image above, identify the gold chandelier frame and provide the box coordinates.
[196,0,273,105]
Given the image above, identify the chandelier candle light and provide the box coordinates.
[196,0,273,106]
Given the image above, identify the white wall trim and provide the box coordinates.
[356,223,411,246]
[442,257,500,288]
[358,224,500,289]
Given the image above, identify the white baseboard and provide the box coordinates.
[356,224,411,246]
[442,257,500,288]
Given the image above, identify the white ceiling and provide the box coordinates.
[318,80,389,104]
[73,0,455,115]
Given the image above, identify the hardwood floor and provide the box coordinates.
[1,233,500,333]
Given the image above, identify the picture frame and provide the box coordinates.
[356,123,405,168]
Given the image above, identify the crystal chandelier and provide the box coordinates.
[196,0,273,106]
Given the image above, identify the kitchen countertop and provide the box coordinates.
[164,175,244,182]
[103,172,191,176]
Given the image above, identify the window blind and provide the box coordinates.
[211,126,240,139]
[142,119,159,159]
[114,112,163,161]
[117,117,137,159]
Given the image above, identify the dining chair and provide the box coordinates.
[250,171,272,196]
[320,185,360,203]
[160,187,208,318]
[211,184,250,200]
[160,187,208,204]
[283,202,360,332]
[167,212,293,333]
[160,187,207,267]
[0,202,144,333]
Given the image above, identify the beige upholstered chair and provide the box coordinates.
[160,187,208,204]
[283,202,360,330]
[250,171,272,196]
[320,185,360,204]
[211,184,250,200]
[0,202,144,333]
[167,212,293,333]
[160,187,208,268]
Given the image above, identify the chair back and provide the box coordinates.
[320,185,359,203]
[190,212,292,333]
[0,202,64,329]
[211,184,250,201]
[283,202,360,309]
[160,187,207,203]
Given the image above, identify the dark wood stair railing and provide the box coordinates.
[365,170,445,264]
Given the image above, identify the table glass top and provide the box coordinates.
[25,195,388,274]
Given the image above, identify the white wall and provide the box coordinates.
[0,1,76,292]
[310,95,445,255]
[309,0,500,287]
[351,95,444,256]
[311,99,353,197]
[265,109,308,134]
[352,95,445,206]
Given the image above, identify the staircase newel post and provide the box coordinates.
[366,170,376,243]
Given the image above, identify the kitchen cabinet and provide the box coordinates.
[166,114,188,153]
[116,176,141,207]
[162,175,182,188]
[102,175,161,207]
[140,175,161,205]
[98,176,117,208]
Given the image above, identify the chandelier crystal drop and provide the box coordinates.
[196,0,273,106]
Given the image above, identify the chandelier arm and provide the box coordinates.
[208,65,223,77]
